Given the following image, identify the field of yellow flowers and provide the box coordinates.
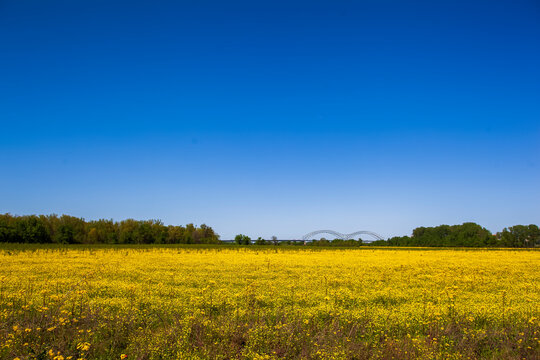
[1,246,539,359]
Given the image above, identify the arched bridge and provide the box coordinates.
[301,230,385,242]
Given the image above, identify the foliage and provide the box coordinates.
[384,222,516,247]
[0,214,220,245]
[309,239,364,247]
[255,237,268,245]
[2,215,539,248]
[234,234,252,245]
[496,224,540,247]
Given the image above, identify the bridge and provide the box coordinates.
[301,230,385,242]
[222,230,385,243]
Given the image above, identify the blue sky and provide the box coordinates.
[1,0,539,239]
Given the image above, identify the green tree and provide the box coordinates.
[166,225,184,244]
[16,215,51,243]
[497,225,540,247]
[119,219,139,244]
[0,214,221,245]
[53,215,86,244]
[0,214,17,243]
[235,234,251,245]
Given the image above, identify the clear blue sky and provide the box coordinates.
[1,0,539,239]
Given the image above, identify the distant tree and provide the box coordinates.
[316,238,329,246]
[87,228,99,244]
[235,234,251,245]
[529,225,540,247]
[234,234,242,245]
[150,220,167,244]
[0,214,17,243]
[331,239,343,246]
[195,223,220,244]
[17,215,51,243]
[497,225,540,247]
[184,223,196,244]
[387,236,410,246]
[54,215,86,244]
[87,219,118,244]
[119,219,139,244]
[166,225,184,244]
[0,214,220,245]
[454,223,494,247]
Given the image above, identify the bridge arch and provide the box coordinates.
[301,230,346,241]
[346,231,385,241]
[301,230,384,242]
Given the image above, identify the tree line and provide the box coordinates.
[381,223,540,248]
[0,214,220,244]
[239,223,539,248]
[1,215,538,247]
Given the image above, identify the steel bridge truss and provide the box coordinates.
[301,230,384,242]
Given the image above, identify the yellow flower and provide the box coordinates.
[77,342,91,351]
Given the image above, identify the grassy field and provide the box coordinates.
[1,246,539,359]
